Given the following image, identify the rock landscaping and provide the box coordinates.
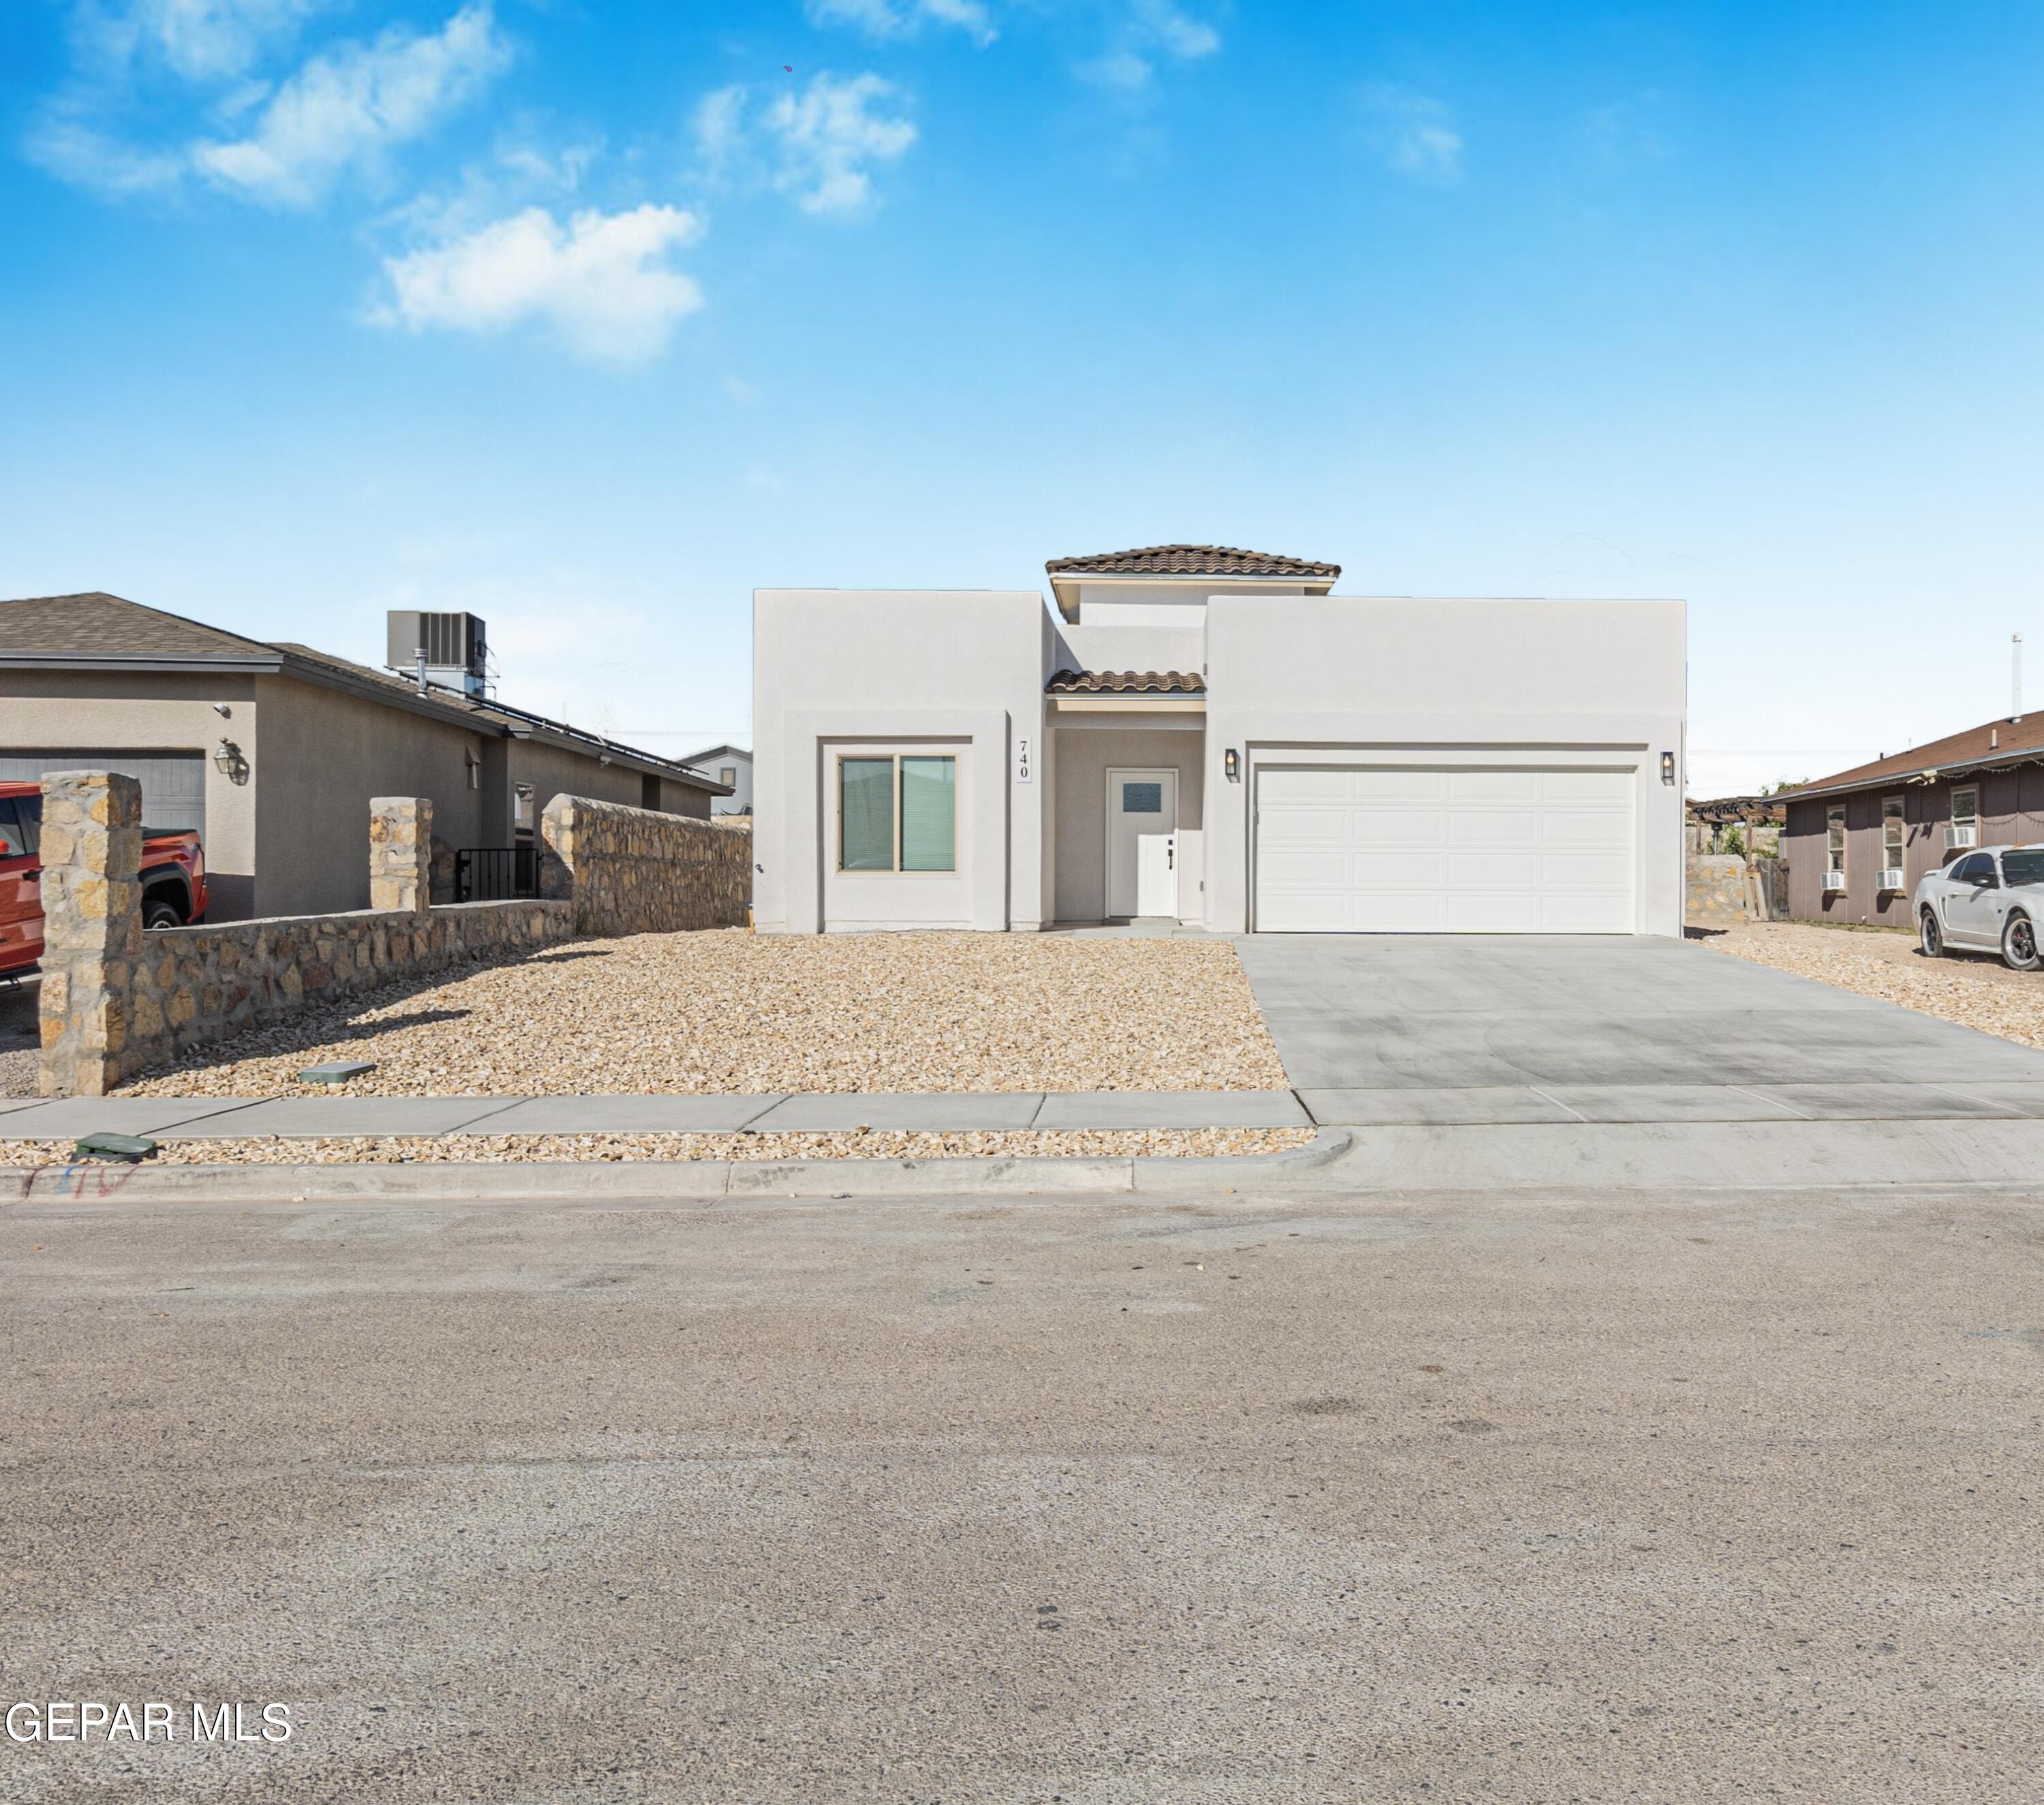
[121,930,1290,1097]
[1709,919,2044,1048]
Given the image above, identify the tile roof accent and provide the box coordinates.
[0,591,273,660]
[1778,715,2044,799]
[1046,669,1206,695]
[1044,544,1340,579]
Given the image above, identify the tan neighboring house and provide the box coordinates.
[1777,711,2044,924]
[0,591,729,922]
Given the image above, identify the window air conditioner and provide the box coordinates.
[1823,871,1847,893]
[1878,868,1906,893]
[1948,823,1979,849]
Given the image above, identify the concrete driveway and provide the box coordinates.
[1236,933,2044,1126]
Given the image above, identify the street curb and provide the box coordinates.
[1,1128,1352,1207]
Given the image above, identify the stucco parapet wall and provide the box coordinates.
[540,794,752,937]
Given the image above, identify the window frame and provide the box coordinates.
[1881,794,1905,871]
[834,752,958,876]
[1827,804,1847,875]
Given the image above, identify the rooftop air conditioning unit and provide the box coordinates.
[1947,822,1979,849]
[1823,871,1847,893]
[387,611,488,698]
[1879,867,1906,893]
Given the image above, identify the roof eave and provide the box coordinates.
[0,651,285,674]
[1777,750,2044,805]
[1048,570,1337,619]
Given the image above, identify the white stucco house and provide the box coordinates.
[752,545,1686,936]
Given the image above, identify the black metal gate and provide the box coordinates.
[454,845,541,902]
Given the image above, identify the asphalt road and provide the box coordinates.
[3,1181,2039,1802]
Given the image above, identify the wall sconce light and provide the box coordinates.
[1224,748,1240,782]
[213,738,249,784]
[213,703,232,718]
[1660,751,1676,786]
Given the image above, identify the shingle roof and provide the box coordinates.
[1046,669,1206,695]
[0,591,273,660]
[1044,544,1340,579]
[1778,715,2044,799]
[0,591,723,790]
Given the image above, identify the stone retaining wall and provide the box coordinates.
[542,795,752,937]
[1685,853,1752,927]
[39,777,570,1096]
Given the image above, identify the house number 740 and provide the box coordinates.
[1016,739,1033,784]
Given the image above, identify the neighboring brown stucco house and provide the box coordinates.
[1,591,728,922]
[1777,712,2044,925]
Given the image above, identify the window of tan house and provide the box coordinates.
[1827,805,1846,874]
[1882,796,1904,869]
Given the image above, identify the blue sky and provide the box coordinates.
[4,0,2042,792]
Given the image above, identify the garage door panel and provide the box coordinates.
[1540,891,1634,932]
[1258,850,1352,888]
[1354,852,1444,886]
[1541,811,1633,848]
[0,751,205,835]
[1255,765,1636,935]
[1344,769,1446,801]
[1262,808,1347,846]
[1352,892,1448,931]
[1354,811,1446,848]
[1448,810,1538,846]
[1260,769,1354,804]
[1540,852,1633,888]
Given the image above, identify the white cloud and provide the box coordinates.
[192,3,510,205]
[376,204,705,362]
[1078,0,1219,96]
[699,73,915,217]
[765,72,915,215]
[22,116,186,193]
[72,0,334,82]
[804,0,996,45]
[1363,84,1463,183]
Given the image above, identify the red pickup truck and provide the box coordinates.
[0,780,210,978]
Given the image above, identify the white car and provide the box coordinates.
[1915,844,2044,969]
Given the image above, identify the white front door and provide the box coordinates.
[1254,766,1636,933]
[1108,769,1178,918]
[1137,831,1177,916]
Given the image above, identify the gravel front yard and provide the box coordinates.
[123,931,1290,1097]
[1708,919,2044,1047]
[0,1126,1314,1166]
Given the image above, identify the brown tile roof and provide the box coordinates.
[1778,714,2044,799]
[1046,669,1206,695]
[0,591,273,660]
[1044,544,1339,579]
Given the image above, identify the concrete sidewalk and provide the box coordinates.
[14,1075,2044,1141]
[0,1088,1314,1140]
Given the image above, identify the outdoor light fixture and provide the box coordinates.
[1224,748,1240,782]
[1660,751,1676,785]
[213,738,249,784]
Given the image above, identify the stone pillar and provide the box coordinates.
[37,771,144,1098]
[369,797,432,916]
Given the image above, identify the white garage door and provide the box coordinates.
[1255,767,1636,934]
